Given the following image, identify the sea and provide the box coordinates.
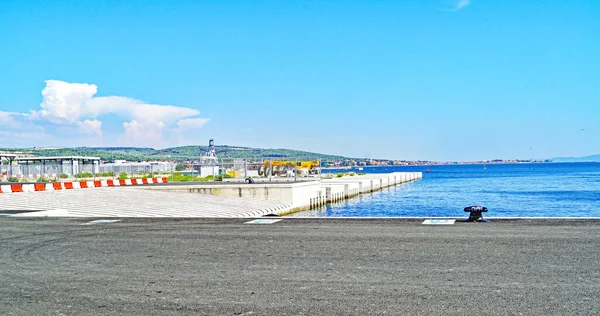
[292,162,600,218]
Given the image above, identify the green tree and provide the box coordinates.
[175,163,185,171]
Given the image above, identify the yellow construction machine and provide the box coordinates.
[258,160,320,177]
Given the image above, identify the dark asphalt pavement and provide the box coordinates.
[1,218,599,315]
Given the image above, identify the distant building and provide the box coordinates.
[2,156,100,179]
[99,161,176,174]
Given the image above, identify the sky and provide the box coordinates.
[0,0,598,161]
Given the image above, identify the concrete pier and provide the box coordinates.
[0,172,422,218]
[321,172,420,200]
[144,172,422,215]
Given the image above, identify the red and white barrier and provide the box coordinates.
[0,177,168,193]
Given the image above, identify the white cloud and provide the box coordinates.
[0,111,22,128]
[121,120,167,146]
[85,96,204,146]
[38,80,98,124]
[453,0,470,11]
[1,80,210,147]
[0,110,43,131]
[0,130,45,140]
[86,96,200,125]
[0,111,47,144]
[177,117,210,130]
[76,119,103,137]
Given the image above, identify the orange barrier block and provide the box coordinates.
[142,178,149,184]
[53,182,63,190]
[119,179,127,186]
[11,184,23,193]
[0,186,3,193]
[94,180,102,187]
[131,179,138,185]
[162,177,168,183]
[107,180,115,186]
[34,183,46,191]
[79,181,88,188]
[64,182,74,189]
[152,178,158,184]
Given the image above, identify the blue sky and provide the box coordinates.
[0,0,598,161]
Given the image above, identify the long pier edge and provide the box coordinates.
[145,172,423,217]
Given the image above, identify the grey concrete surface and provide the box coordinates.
[0,187,291,217]
[1,218,599,315]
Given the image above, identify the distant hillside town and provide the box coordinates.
[1,145,552,166]
[323,158,550,167]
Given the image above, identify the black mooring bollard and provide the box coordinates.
[463,206,488,222]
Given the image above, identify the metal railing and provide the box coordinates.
[0,157,368,182]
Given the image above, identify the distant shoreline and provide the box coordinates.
[320,161,562,170]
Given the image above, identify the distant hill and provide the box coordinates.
[0,145,351,162]
[551,154,600,162]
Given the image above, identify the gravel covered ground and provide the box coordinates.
[1,217,599,315]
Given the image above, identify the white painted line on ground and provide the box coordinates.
[93,219,121,223]
[81,219,122,225]
[244,219,283,224]
[422,219,456,225]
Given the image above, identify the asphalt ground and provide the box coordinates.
[1,218,599,315]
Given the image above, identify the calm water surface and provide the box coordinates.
[293,162,600,217]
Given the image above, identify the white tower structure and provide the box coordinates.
[200,139,219,178]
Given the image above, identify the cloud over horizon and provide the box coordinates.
[0,80,209,147]
[452,0,470,11]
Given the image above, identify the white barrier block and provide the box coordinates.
[125,179,132,185]
[0,184,12,193]
[22,184,35,192]
[156,178,163,183]
[72,182,81,189]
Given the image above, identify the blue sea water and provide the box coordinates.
[295,162,600,217]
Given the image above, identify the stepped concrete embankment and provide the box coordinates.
[0,187,291,218]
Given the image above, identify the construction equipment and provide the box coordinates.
[257,160,320,177]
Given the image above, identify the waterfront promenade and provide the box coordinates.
[0,172,422,217]
[1,217,598,315]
